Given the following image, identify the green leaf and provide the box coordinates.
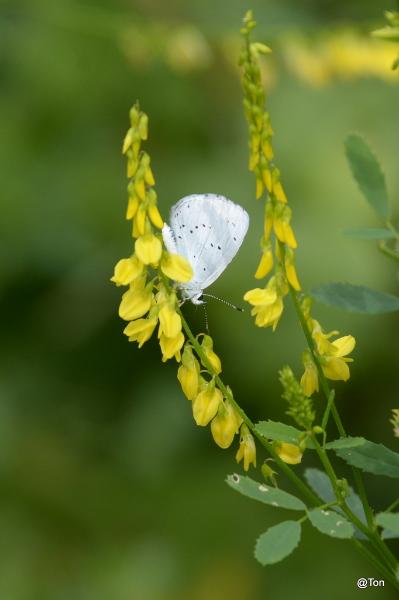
[334,441,399,479]
[311,282,399,314]
[255,520,301,565]
[304,469,367,539]
[382,529,399,540]
[255,420,314,448]
[372,26,399,42]
[226,474,306,511]
[343,227,396,240]
[345,134,389,219]
[325,437,366,450]
[308,508,354,539]
[376,512,399,533]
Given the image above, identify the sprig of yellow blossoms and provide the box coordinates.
[111,103,256,470]
[240,12,356,401]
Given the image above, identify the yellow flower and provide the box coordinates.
[177,345,200,400]
[284,247,301,291]
[251,296,284,330]
[148,201,164,229]
[135,233,162,265]
[201,335,222,374]
[318,333,355,382]
[159,331,185,362]
[158,303,182,338]
[254,243,273,279]
[211,400,241,449]
[300,351,319,396]
[235,424,256,471]
[274,442,303,465]
[243,287,277,306]
[126,194,139,220]
[110,256,143,286]
[123,313,158,347]
[192,381,223,426]
[160,253,193,282]
[119,278,153,321]
[273,205,297,249]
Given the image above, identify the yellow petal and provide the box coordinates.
[135,234,162,265]
[119,287,152,321]
[254,249,273,279]
[275,442,302,465]
[192,386,222,427]
[322,357,350,381]
[161,253,193,282]
[148,203,164,229]
[159,331,185,362]
[110,256,143,286]
[332,335,356,357]
[123,316,157,347]
[177,364,199,400]
[243,287,277,306]
[159,304,182,338]
[211,401,239,449]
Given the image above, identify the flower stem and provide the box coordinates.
[178,310,320,507]
[288,284,376,530]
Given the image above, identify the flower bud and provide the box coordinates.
[135,234,162,265]
[192,380,222,426]
[210,400,240,449]
[111,256,143,286]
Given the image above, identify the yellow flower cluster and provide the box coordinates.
[300,316,356,396]
[112,104,256,469]
[240,11,301,330]
[177,339,256,469]
[111,103,193,361]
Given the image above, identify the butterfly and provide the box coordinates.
[162,193,249,304]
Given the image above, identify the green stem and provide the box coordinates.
[379,240,399,263]
[321,390,335,432]
[352,539,399,590]
[385,498,399,513]
[311,435,398,575]
[288,285,376,530]
[178,310,320,507]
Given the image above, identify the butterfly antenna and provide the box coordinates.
[202,303,210,335]
[202,293,244,312]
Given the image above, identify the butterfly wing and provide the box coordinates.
[163,194,249,296]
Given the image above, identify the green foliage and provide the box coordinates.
[325,437,366,450]
[307,508,354,539]
[256,420,304,444]
[376,512,399,534]
[345,134,389,219]
[254,521,301,566]
[334,440,399,479]
[311,282,399,314]
[279,366,315,430]
[343,227,396,240]
[226,474,306,510]
[305,469,367,539]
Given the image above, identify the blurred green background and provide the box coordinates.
[1,0,399,598]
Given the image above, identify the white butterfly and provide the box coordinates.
[162,193,249,304]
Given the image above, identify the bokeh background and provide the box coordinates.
[1,0,399,598]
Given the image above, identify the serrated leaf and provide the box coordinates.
[345,134,389,219]
[226,474,306,511]
[325,437,366,450]
[308,508,354,539]
[255,520,301,565]
[255,420,314,448]
[311,282,399,314]
[343,227,396,240]
[304,468,367,539]
[376,512,399,533]
[334,441,399,479]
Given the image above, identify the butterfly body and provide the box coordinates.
[162,194,249,304]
